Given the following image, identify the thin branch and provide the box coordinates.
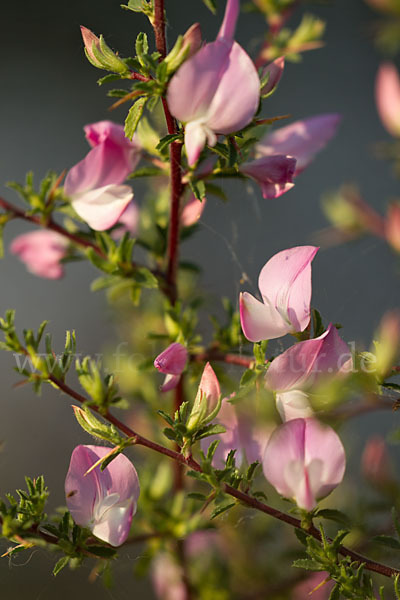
[45,372,400,580]
[192,351,254,368]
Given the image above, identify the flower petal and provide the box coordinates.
[256,114,341,173]
[376,63,400,137]
[154,343,188,375]
[240,291,293,342]
[275,389,314,422]
[217,0,240,40]
[10,230,67,279]
[71,184,133,231]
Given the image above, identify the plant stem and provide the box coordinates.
[45,371,400,580]
[192,350,254,368]
[0,197,105,257]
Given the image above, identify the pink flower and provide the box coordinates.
[376,63,400,137]
[240,246,318,342]
[10,230,68,279]
[167,0,260,166]
[111,202,140,240]
[187,362,221,431]
[265,323,352,421]
[256,114,341,174]
[181,194,207,226]
[154,342,188,392]
[362,435,394,487]
[65,445,140,546]
[240,155,296,199]
[261,56,285,96]
[64,121,141,231]
[263,418,346,511]
[385,202,400,252]
[152,553,186,600]
[201,397,272,468]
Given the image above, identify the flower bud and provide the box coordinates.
[154,342,188,392]
[187,363,220,432]
[80,26,129,74]
[362,435,394,487]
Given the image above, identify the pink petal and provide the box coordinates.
[64,141,133,196]
[154,342,188,375]
[263,419,345,510]
[182,23,202,57]
[207,41,260,134]
[259,246,318,332]
[217,0,240,40]
[65,445,140,546]
[71,184,133,231]
[181,195,207,226]
[376,63,400,137]
[167,40,232,124]
[240,155,296,199]
[275,389,314,422]
[261,56,285,95]
[184,121,209,166]
[198,362,220,412]
[80,26,102,67]
[386,202,400,252]
[84,120,138,150]
[240,291,294,342]
[10,230,67,279]
[256,114,341,173]
[160,373,181,392]
[258,181,294,199]
[265,324,350,392]
[111,201,140,240]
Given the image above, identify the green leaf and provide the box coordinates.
[292,558,324,570]
[211,502,235,519]
[128,166,164,178]
[53,556,69,576]
[97,73,122,86]
[135,32,149,65]
[315,508,351,527]
[189,179,206,202]
[187,492,208,501]
[329,585,341,600]
[131,267,158,288]
[156,133,182,153]
[240,368,257,388]
[163,428,177,442]
[312,308,325,338]
[195,424,226,440]
[202,0,217,13]
[372,534,400,549]
[294,528,309,546]
[125,97,148,140]
[86,545,117,558]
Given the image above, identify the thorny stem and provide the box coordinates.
[45,372,400,580]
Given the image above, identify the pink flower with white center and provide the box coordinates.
[65,445,140,547]
[240,246,318,342]
[167,0,260,166]
[64,121,141,231]
[265,323,352,421]
[263,418,346,511]
[240,154,296,199]
[10,230,68,279]
[376,63,400,137]
[154,342,188,392]
[256,114,341,174]
[201,397,272,468]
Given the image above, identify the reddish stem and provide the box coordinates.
[192,351,254,368]
[45,370,400,580]
[0,196,105,257]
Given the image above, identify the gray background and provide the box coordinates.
[0,0,399,597]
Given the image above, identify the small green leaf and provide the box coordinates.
[128,166,164,178]
[292,558,324,570]
[240,368,257,388]
[202,0,217,13]
[211,502,235,519]
[187,492,208,501]
[53,556,69,576]
[156,133,183,153]
[86,545,117,558]
[125,97,148,140]
[329,585,341,600]
[189,179,206,202]
[131,267,158,288]
[97,74,122,86]
[315,508,351,527]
